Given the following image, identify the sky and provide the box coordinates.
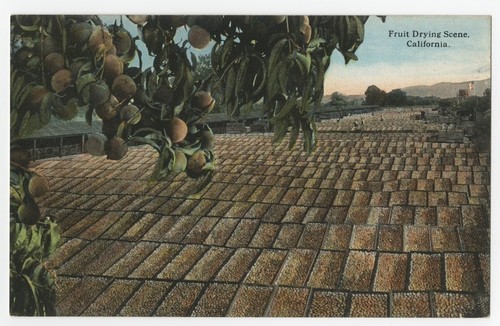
[325,16,491,95]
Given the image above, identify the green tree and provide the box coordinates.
[364,85,386,106]
[386,88,407,106]
[329,91,348,106]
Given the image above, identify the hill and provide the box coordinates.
[402,78,491,98]
[325,78,491,101]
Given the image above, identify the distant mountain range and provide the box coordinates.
[401,78,491,98]
[325,78,491,101]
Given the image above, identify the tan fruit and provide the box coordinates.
[200,129,215,150]
[70,59,87,77]
[120,104,141,124]
[108,44,117,55]
[169,15,187,28]
[302,24,312,44]
[105,136,128,160]
[112,74,137,100]
[43,52,65,76]
[186,150,206,178]
[103,54,124,81]
[192,91,214,110]
[165,117,188,143]
[299,15,309,26]
[113,31,132,56]
[85,80,110,107]
[127,15,149,25]
[18,201,41,225]
[24,85,48,111]
[88,27,113,54]
[101,118,120,139]
[172,150,187,172]
[85,133,107,156]
[54,98,79,120]
[41,35,60,56]
[28,174,49,197]
[10,148,32,167]
[51,69,72,92]
[69,22,93,44]
[188,25,211,49]
[96,95,120,121]
[269,16,286,25]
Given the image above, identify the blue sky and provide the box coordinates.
[326,16,491,95]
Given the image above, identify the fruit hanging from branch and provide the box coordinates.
[11,15,379,185]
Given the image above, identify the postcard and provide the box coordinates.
[8,11,492,319]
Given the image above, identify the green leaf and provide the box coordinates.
[211,43,222,72]
[25,225,43,260]
[224,65,236,102]
[354,15,365,43]
[301,118,317,153]
[45,221,60,258]
[126,136,162,152]
[76,73,96,95]
[12,73,26,104]
[278,60,290,93]
[268,38,288,75]
[15,83,37,111]
[266,60,282,101]
[179,141,201,156]
[116,121,127,138]
[221,36,236,68]
[85,105,93,126]
[343,51,358,63]
[15,15,41,32]
[295,52,311,75]
[39,93,53,126]
[271,94,296,122]
[307,37,326,50]
[273,118,289,144]
[250,56,267,100]
[151,144,175,180]
[14,223,29,251]
[11,109,19,130]
[18,112,38,137]
[235,57,249,98]
[22,274,41,315]
[190,52,197,70]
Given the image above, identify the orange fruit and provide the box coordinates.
[165,117,188,143]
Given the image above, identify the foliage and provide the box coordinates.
[406,95,439,106]
[438,98,453,108]
[364,84,386,106]
[385,88,407,106]
[10,162,60,316]
[438,89,490,115]
[329,91,349,106]
[193,53,213,82]
[10,220,60,316]
[11,15,380,162]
